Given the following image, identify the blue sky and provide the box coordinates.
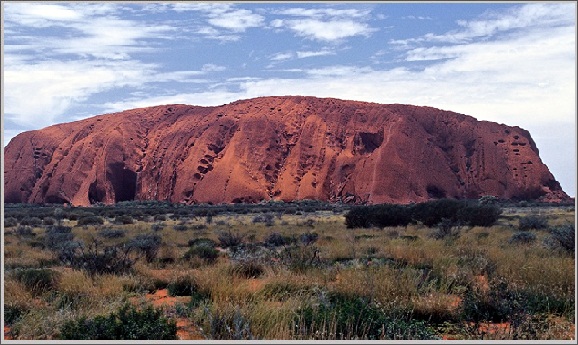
[2,1,576,197]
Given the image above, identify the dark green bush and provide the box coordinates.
[509,231,537,245]
[346,200,502,229]
[20,216,43,227]
[167,276,198,296]
[151,222,165,232]
[461,278,521,323]
[543,224,575,254]
[191,224,208,230]
[184,245,219,263]
[294,292,438,340]
[457,204,502,227]
[70,244,134,275]
[345,204,412,228]
[127,233,162,262]
[77,215,104,226]
[264,232,293,247]
[188,238,217,248]
[154,214,167,221]
[4,305,26,324]
[98,228,126,239]
[58,303,177,340]
[114,215,134,225]
[411,199,464,227]
[173,224,189,231]
[4,217,18,227]
[16,225,35,237]
[42,216,57,226]
[13,268,59,295]
[280,245,321,272]
[518,215,548,231]
[44,225,73,250]
[299,232,319,246]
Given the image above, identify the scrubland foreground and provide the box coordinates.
[2,199,575,340]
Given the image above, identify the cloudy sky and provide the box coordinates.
[3,1,576,196]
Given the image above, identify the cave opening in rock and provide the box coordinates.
[106,163,137,203]
[426,184,447,199]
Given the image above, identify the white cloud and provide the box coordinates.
[4,60,155,127]
[270,5,377,42]
[274,18,377,42]
[207,9,264,32]
[276,7,371,19]
[296,49,335,58]
[171,3,264,33]
[270,52,293,61]
[392,2,575,46]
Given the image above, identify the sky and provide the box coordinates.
[2,1,577,197]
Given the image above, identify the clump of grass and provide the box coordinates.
[12,268,60,296]
[230,260,265,279]
[197,304,254,340]
[218,230,244,248]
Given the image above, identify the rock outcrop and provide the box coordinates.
[4,96,570,206]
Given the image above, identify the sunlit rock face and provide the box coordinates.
[4,96,570,206]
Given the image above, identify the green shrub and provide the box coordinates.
[509,231,537,245]
[42,216,57,226]
[461,278,521,323]
[299,232,319,246]
[114,215,134,225]
[345,200,501,229]
[188,238,217,247]
[184,245,219,263]
[4,305,26,324]
[345,204,412,228]
[218,230,244,248]
[154,214,167,221]
[457,204,502,227]
[264,232,293,247]
[411,199,464,227]
[518,215,548,231]
[20,216,43,227]
[69,242,134,275]
[173,224,189,231]
[98,228,126,239]
[16,225,35,237]
[294,292,438,340]
[58,303,177,340]
[44,225,74,250]
[543,224,575,254]
[4,217,18,227]
[280,245,321,272]
[77,215,104,226]
[167,276,198,296]
[127,233,162,262]
[12,268,60,295]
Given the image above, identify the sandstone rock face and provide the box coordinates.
[4,96,570,206]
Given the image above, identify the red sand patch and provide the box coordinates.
[129,288,205,340]
[4,326,13,340]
